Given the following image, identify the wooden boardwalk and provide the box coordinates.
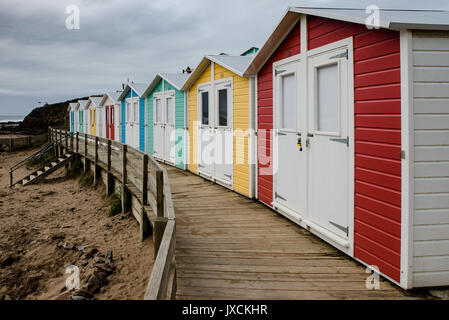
[164,165,421,300]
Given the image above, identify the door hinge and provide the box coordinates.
[198,164,203,168]
[224,174,232,179]
[329,136,349,147]
[399,150,406,159]
[330,49,348,60]
[275,69,286,76]
[329,221,349,236]
[275,192,287,201]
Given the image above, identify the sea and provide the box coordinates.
[0,115,25,123]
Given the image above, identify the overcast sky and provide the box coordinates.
[0,0,447,116]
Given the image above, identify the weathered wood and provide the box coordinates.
[76,132,79,154]
[145,220,175,300]
[121,144,128,214]
[153,217,168,256]
[156,170,164,218]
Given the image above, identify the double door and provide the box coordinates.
[197,81,233,185]
[89,108,96,136]
[106,105,115,140]
[126,98,139,149]
[153,91,175,164]
[273,42,352,244]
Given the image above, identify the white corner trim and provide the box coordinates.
[399,29,414,290]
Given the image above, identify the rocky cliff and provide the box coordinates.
[18,96,99,134]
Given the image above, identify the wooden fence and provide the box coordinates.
[0,132,47,152]
[49,128,176,300]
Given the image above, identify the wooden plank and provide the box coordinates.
[145,220,176,300]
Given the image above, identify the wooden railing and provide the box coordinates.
[49,128,176,300]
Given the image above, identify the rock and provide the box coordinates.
[94,257,105,264]
[70,295,90,300]
[3,295,12,300]
[94,263,114,275]
[72,289,93,299]
[64,243,75,250]
[87,270,108,293]
[106,250,113,260]
[81,259,89,266]
[83,248,98,259]
[77,245,87,251]
[70,208,76,212]
[1,254,18,267]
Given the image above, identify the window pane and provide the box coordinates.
[201,92,209,125]
[166,97,174,124]
[133,102,138,122]
[317,63,339,132]
[281,73,295,129]
[155,99,161,122]
[218,89,227,126]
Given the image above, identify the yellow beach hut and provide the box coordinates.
[85,96,102,136]
[181,54,256,198]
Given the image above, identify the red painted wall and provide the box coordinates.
[257,16,401,282]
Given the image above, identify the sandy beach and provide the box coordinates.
[0,148,154,300]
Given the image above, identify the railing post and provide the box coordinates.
[65,131,68,151]
[76,132,79,154]
[106,139,113,196]
[94,136,99,185]
[84,134,89,172]
[140,154,150,242]
[153,217,167,256]
[9,170,13,188]
[156,170,164,218]
[121,144,129,214]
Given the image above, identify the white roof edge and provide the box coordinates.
[142,73,187,98]
[117,83,146,101]
[289,7,391,29]
[181,56,210,91]
[205,55,245,77]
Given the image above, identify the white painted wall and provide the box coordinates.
[412,30,449,288]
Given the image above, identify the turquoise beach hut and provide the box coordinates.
[142,73,190,169]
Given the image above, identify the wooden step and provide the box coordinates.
[51,162,57,166]
[45,166,50,171]
[29,175,35,180]
[58,158,64,162]
[22,179,28,184]
[37,171,44,175]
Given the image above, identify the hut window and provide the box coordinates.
[317,63,339,133]
[166,97,174,124]
[201,91,209,125]
[218,89,228,126]
[155,98,161,123]
[281,73,296,130]
[133,101,138,122]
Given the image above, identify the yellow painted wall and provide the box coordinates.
[188,62,250,197]
[214,64,250,197]
[188,63,212,174]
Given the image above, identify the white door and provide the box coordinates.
[133,100,139,149]
[307,47,351,240]
[126,100,132,146]
[273,60,307,218]
[214,82,233,185]
[153,94,164,159]
[164,93,176,163]
[115,103,120,142]
[198,86,214,177]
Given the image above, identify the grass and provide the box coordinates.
[67,157,83,178]
[79,170,94,188]
[27,147,57,167]
[108,193,122,217]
